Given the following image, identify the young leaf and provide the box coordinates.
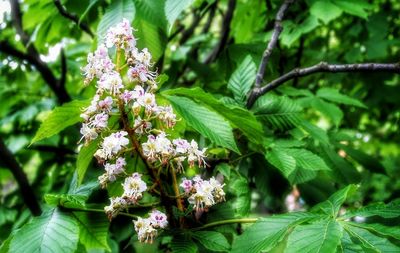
[227,55,257,104]
[97,0,135,45]
[77,138,101,185]
[9,209,79,253]
[231,212,317,253]
[286,219,343,253]
[72,212,110,252]
[163,87,264,145]
[165,95,240,153]
[312,98,343,127]
[192,231,230,252]
[44,194,87,209]
[31,100,89,144]
[316,87,366,108]
[310,0,342,24]
[333,0,372,19]
[165,0,195,33]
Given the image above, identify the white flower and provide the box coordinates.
[149,210,168,229]
[134,116,152,135]
[156,106,176,128]
[142,135,157,160]
[134,217,157,243]
[155,132,173,158]
[89,112,109,129]
[133,48,153,67]
[180,178,193,194]
[104,197,128,219]
[185,176,225,211]
[98,96,113,112]
[173,138,190,154]
[79,123,98,143]
[105,18,136,51]
[82,45,114,84]
[100,131,129,159]
[97,71,123,95]
[137,92,156,112]
[122,173,147,201]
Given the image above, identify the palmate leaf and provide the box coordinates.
[72,212,110,252]
[97,0,135,45]
[192,231,230,252]
[346,222,400,241]
[341,200,400,219]
[286,219,343,253]
[265,148,296,178]
[171,235,197,253]
[252,94,302,131]
[163,87,264,144]
[31,100,89,144]
[165,95,240,153]
[9,208,79,253]
[44,194,87,209]
[312,185,357,217]
[227,55,257,104]
[165,0,195,33]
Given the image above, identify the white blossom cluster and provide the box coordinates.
[133,210,168,243]
[79,19,225,243]
[180,176,226,211]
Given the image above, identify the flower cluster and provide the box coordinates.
[79,19,225,244]
[180,176,226,211]
[133,210,168,243]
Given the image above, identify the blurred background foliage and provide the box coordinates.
[0,0,399,252]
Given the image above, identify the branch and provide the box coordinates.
[204,0,236,64]
[60,48,67,88]
[254,0,295,88]
[247,62,400,108]
[0,136,42,216]
[191,218,258,231]
[53,0,94,38]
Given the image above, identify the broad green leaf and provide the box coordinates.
[312,184,357,217]
[284,148,331,172]
[79,0,100,24]
[342,200,400,219]
[312,98,343,127]
[231,176,251,216]
[44,194,87,209]
[286,219,343,253]
[163,87,263,145]
[165,0,195,32]
[310,0,342,24]
[216,163,231,179]
[192,231,230,252]
[320,145,361,184]
[10,209,79,253]
[77,138,101,185]
[265,148,296,177]
[231,212,317,253]
[165,95,240,153]
[72,212,110,252]
[31,100,89,144]
[338,231,363,253]
[97,0,135,45]
[281,15,320,47]
[288,167,317,185]
[298,119,330,144]
[171,235,197,253]
[344,224,400,252]
[333,0,372,19]
[316,88,366,108]
[346,222,400,241]
[252,94,302,131]
[227,55,257,104]
[134,0,167,60]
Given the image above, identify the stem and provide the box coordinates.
[191,218,258,231]
[65,207,139,219]
[170,165,184,212]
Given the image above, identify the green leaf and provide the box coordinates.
[171,235,197,253]
[97,0,135,45]
[77,137,101,185]
[227,55,257,104]
[341,200,400,219]
[312,98,343,127]
[79,0,100,24]
[44,194,87,209]
[285,148,331,172]
[252,94,302,131]
[216,163,231,179]
[165,0,195,32]
[31,100,89,144]
[338,231,363,253]
[346,222,400,241]
[265,148,297,178]
[312,184,357,217]
[316,88,366,108]
[310,0,342,24]
[231,212,316,253]
[231,176,251,216]
[163,87,264,145]
[10,209,79,253]
[286,219,343,253]
[344,224,400,252]
[165,95,240,153]
[298,119,330,144]
[192,231,230,252]
[134,0,167,60]
[333,0,372,19]
[72,212,110,252]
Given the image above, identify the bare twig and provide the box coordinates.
[53,0,94,38]
[247,62,400,108]
[204,0,236,64]
[254,0,295,88]
[0,136,42,216]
